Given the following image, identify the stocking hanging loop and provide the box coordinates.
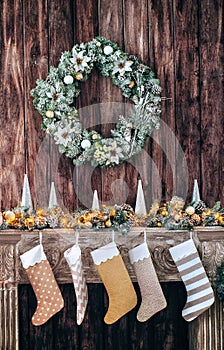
[39,231,42,245]
[75,230,79,245]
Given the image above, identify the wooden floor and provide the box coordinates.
[19,282,188,350]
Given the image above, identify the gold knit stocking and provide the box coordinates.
[91,242,137,324]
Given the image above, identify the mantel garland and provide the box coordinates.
[31,37,161,167]
[1,198,224,233]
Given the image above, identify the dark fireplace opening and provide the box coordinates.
[19,282,188,350]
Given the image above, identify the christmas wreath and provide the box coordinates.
[31,37,161,167]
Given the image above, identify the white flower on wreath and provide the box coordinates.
[46,86,57,99]
[70,49,91,72]
[112,59,133,76]
[45,83,64,100]
[106,141,124,164]
[54,124,74,147]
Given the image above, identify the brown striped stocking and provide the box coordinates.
[169,239,214,322]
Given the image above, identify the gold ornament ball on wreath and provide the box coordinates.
[46,110,54,118]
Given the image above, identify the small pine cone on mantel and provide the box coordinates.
[190,213,201,226]
[120,203,134,213]
[194,200,207,213]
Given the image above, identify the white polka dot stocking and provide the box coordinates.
[20,244,64,326]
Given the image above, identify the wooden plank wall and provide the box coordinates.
[0,0,223,212]
[0,0,223,349]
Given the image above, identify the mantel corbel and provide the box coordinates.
[0,232,21,350]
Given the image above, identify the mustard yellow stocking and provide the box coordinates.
[91,242,137,324]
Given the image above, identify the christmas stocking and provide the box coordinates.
[169,238,215,322]
[64,244,88,325]
[129,242,167,322]
[91,241,137,324]
[20,243,64,326]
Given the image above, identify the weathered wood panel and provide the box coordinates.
[0,0,25,209]
[123,0,150,209]
[174,0,201,201]
[99,0,128,206]
[1,0,223,210]
[74,0,102,209]
[48,0,76,212]
[199,0,224,207]
[150,0,176,203]
[23,0,49,209]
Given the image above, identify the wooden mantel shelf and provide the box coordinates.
[1,226,224,283]
[0,226,224,350]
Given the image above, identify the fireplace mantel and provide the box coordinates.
[0,227,223,350]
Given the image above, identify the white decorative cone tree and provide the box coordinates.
[21,174,33,210]
[135,180,147,217]
[48,182,58,209]
[92,190,100,210]
[192,179,200,203]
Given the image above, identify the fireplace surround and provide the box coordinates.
[0,227,223,350]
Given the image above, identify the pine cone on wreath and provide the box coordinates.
[194,200,207,213]
[190,213,202,226]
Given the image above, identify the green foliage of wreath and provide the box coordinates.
[31,37,162,167]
